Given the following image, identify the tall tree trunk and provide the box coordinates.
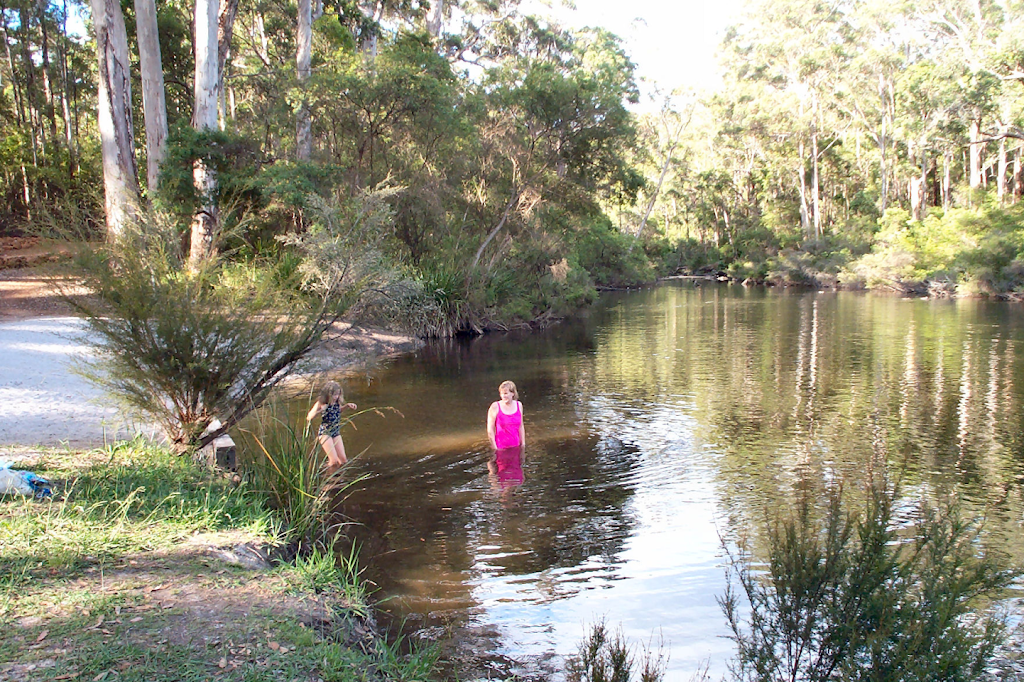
[19,5,46,158]
[634,113,689,244]
[425,0,443,38]
[997,128,1007,204]
[878,74,889,212]
[190,0,219,268]
[296,0,312,160]
[134,0,168,192]
[358,1,379,59]
[0,7,25,125]
[90,0,140,238]
[970,118,983,190]
[1013,146,1022,204]
[36,6,58,142]
[811,126,820,239]
[942,152,950,211]
[216,0,240,129]
[59,0,76,175]
[798,140,810,237]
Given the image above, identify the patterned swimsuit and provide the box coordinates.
[318,402,342,437]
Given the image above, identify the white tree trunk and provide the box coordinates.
[296,0,312,160]
[134,0,167,192]
[998,130,1007,203]
[798,140,810,237]
[216,0,240,130]
[190,0,219,268]
[426,0,444,38]
[970,118,983,190]
[811,128,820,239]
[910,176,924,222]
[90,0,139,239]
[1013,146,1022,204]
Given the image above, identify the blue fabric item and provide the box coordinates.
[22,472,52,499]
[0,465,51,499]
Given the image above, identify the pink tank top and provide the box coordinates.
[494,401,522,449]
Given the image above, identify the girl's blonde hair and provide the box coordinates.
[498,380,518,400]
[319,381,343,405]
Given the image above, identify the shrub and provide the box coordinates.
[66,189,400,453]
[567,620,670,682]
[721,480,1015,682]
[572,217,656,287]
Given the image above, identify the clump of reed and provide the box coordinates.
[234,400,366,553]
[567,620,670,682]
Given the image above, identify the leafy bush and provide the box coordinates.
[662,238,724,275]
[67,189,399,453]
[721,480,1015,682]
[844,204,1024,295]
[567,620,669,682]
[571,217,656,287]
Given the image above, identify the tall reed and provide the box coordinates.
[235,400,366,553]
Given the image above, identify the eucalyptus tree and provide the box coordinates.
[469,24,639,270]
[719,0,857,240]
[134,0,167,191]
[632,98,694,242]
[90,0,139,238]
[189,0,219,267]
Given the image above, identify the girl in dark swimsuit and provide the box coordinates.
[306,381,357,466]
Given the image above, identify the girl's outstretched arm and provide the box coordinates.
[343,402,357,411]
[306,400,323,422]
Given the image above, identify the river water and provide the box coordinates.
[326,281,1024,680]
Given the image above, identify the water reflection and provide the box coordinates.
[309,283,1024,680]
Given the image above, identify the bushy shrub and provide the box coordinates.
[567,620,669,682]
[765,248,847,287]
[66,189,401,453]
[663,238,724,275]
[722,480,1015,682]
[844,203,1024,295]
[572,216,656,287]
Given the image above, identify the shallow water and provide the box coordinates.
[318,282,1024,680]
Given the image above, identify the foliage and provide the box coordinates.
[842,204,1024,294]
[571,216,656,287]
[720,479,1015,682]
[64,193,396,451]
[566,620,669,682]
[0,437,272,582]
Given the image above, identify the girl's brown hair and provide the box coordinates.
[319,381,343,405]
[498,380,518,400]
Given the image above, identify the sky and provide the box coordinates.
[525,0,746,103]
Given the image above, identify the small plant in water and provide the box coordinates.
[567,620,670,682]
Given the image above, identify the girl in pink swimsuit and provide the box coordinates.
[487,380,525,451]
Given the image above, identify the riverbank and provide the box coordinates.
[0,265,434,680]
[1,441,438,682]
[0,265,423,449]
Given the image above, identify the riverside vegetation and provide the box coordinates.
[3,431,1018,681]
[12,0,1024,332]
[0,437,438,682]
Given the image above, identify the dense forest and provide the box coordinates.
[4,0,1024,334]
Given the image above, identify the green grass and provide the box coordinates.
[0,438,442,682]
[1,437,275,582]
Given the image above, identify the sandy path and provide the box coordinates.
[0,317,146,448]
[0,266,422,450]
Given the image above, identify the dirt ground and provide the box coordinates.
[0,238,82,320]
